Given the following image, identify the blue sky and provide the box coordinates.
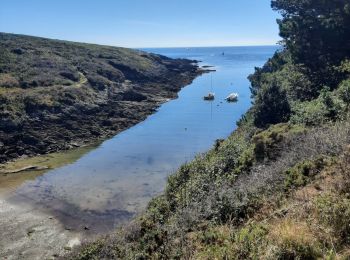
[0,0,280,48]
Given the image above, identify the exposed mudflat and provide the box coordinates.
[0,198,83,260]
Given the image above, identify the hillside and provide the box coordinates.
[0,33,203,163]
[70,1,350,259]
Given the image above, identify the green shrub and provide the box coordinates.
[73,240,106,260]
[252,123,304,161]
[248,50,289,97]
[146,195,171,225]
[284,157,332,190]
[253,81,291,128]
[337,79,350,111]
[320,87,342,119]
[315,194,350,243]
[233,146,255,175]
[291,87,345,125]
[290,99,328,126]
[233,223,268,259]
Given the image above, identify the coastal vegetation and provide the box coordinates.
[70,0,350,259]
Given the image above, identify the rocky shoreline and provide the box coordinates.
[0,33,208,164]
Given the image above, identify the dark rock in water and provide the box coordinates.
[0,32,206,163]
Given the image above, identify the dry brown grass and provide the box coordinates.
[267,219,321,258]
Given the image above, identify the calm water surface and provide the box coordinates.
[6,46,278,232]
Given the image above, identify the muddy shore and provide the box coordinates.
[0,197,84,260]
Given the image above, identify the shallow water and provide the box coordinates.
[5,46,278,233]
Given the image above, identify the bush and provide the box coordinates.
[248,50,289,97]
[319,87,341,119]
[233,223,268,259]
[192,226,235,259]
[253,81,291,128]
[252,123,304,161]
[291,86,346,125]
[284,157,333,190]
[337,79,350,111]
[290,99,328,126]
[315,194,350,243]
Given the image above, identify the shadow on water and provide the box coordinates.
[2,46,279,235]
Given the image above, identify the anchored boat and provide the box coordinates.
[204,74,215,101]
[203,92,215,100]
[226,92,238,102]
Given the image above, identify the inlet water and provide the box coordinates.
[6,46,278,232]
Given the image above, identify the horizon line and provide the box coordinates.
[138,44,279,49]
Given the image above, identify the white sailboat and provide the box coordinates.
[226,92,239,102]
[203,74,215,101]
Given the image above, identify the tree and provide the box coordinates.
[253,81,291,128]
[271,0,350,88]
[248,50,288,97]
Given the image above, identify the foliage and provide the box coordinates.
[251,123,303,161]
[337,79,350,111]
[232,223,268,259]
[315,194,350,243]
[253,80,291,128]
[290,83,350,125]
[272,0,350,88]
[248,50,289,97]
[284,156,333,190]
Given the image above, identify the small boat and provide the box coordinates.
[203,92,215,100]
[226,92,238,102]
[204,74,215,101]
